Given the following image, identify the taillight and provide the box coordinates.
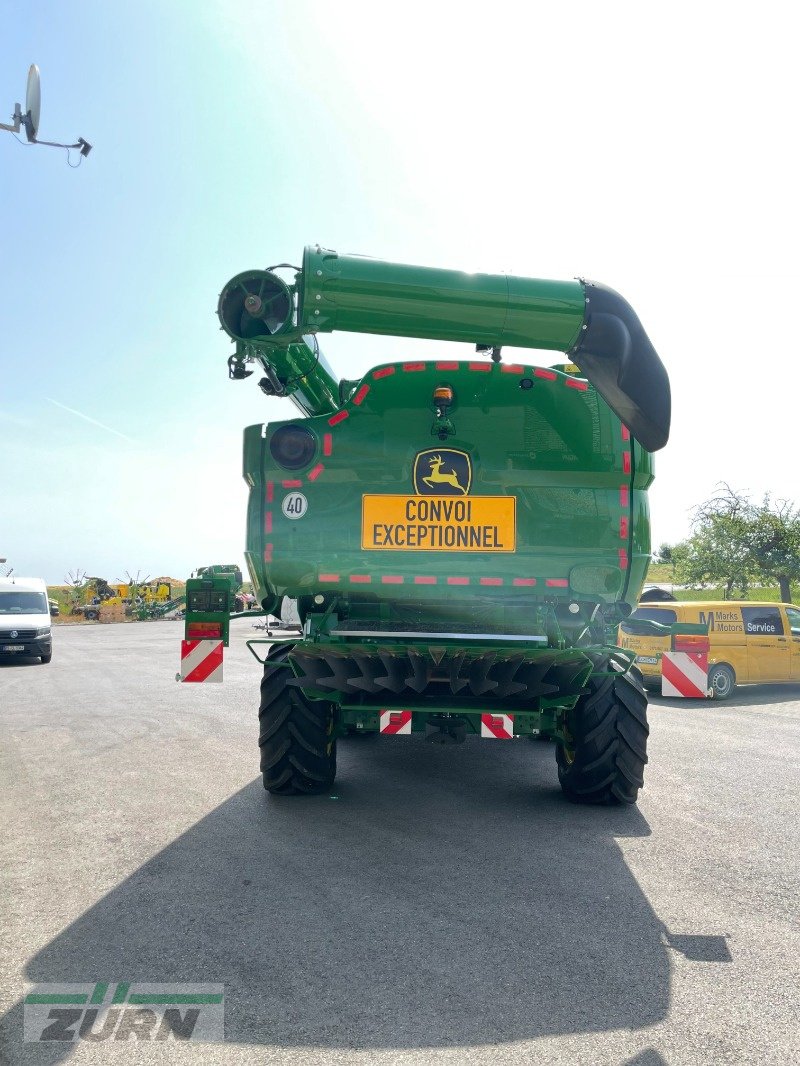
[673,634,710,654]
[187,622,222,640]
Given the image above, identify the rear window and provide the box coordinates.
[631,607,677,625]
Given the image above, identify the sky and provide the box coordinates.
[1,1,798,584]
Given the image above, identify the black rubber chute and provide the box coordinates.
[569,282,671,451]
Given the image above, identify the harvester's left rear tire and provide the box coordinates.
[556,655,649,805]
[258,644,337,796]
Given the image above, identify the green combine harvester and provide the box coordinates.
[186,246,670,804]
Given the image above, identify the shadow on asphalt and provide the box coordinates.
[6,736,678,1060]
[649,681,800,709]
[623,1051,669,1066]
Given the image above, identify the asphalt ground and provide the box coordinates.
[1,621,798,1065]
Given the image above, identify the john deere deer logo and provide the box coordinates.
[413,449,472,496]
[423,455,467,493]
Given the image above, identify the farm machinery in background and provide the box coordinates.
[71,577,180,620]
[70,577,128,620]
[183,245,672,804]
[69,568,260,622]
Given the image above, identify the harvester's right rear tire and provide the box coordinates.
[258,644,337,796]
[556,655,648,805]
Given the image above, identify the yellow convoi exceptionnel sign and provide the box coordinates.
[361,495,516,552]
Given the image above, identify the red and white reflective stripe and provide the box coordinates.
[661,651,708,698]
[480,712,514,738]
[180,639,223,683]
[380,709,412,734]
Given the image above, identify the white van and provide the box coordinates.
[0,577,53,664]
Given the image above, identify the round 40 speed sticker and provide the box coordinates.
[282,492,308,520]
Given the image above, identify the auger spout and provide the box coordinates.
[217,246,670,449]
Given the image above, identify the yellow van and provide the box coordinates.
[619,601,800,698]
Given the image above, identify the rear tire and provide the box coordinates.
[557,654,649,805]
[258,644,336,795]
[707,663,735,700]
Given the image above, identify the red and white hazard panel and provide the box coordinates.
[661,651,708,698]
[379,709,413,734]
[179,639,224,683]
[480,712,514,738]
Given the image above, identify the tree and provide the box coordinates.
[674,486,752,598]
[656,543,674,565]
[748,497,800,603]
[674,484,800,601]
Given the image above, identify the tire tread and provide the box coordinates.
[258,644,336,795]
[557,654,649,805]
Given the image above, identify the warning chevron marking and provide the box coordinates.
[379,709,412,734]
[180,639,223,683]
[662,651,708,698]
[480,712,514,738]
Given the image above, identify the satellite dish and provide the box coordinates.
[1,62,91,158]
[25,64,40,141]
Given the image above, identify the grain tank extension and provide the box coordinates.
[195,245,671,803]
